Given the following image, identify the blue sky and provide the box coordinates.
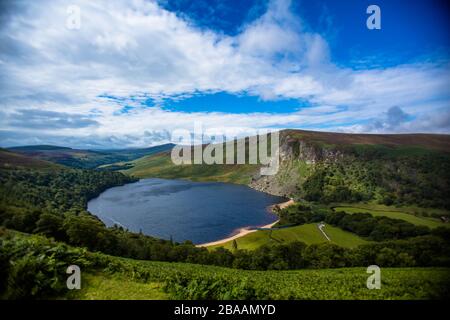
[161,0,450,64]
[157,0,450,114]
[0,0,449,148]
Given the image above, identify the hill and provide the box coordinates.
[8,143,175,169]
[123,150,258,184]
[280,129,450,151]
[0,148,64,170]
[207,223,369,251]
[120,129,450,209]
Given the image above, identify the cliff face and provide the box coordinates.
[249,130,450,209]
[249,132,344,197]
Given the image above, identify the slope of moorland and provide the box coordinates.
[0,148,64,170]
[7,143,174,169]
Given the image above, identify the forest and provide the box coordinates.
[300,149,450,209]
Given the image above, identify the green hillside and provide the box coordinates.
[2,230,449,300]
[333,203,449,229]
[70,263,450,300]
[123,151,258,184]
[208,223,369,251]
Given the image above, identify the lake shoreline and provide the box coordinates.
[197,198,295,247]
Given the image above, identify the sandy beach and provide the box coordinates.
[197,198,295,247]
[271,198,295,210]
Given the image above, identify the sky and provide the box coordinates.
[0,0,449,148]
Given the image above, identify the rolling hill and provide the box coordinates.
[207,223,370,251]
[122,150,258,184]
[8,143,174,169]
[0,148,64,170]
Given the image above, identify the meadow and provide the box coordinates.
[333,203,448,229]
[208,223,369,251]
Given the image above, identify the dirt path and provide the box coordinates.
[318,222,331,241]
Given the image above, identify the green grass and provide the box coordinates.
[333,203,449,229]
[208,223,369,251]
[68,258,450,300]
[123,152,258,184]
[65,273,168,300]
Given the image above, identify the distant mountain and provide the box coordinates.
[8,145,73,151]
[279,129,450,151]
[7,143,175,169]
[0,148,64,170]
[120,129,450,209]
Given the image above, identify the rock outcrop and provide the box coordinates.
[249,131,343,197]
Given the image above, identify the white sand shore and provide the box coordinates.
[197,198,295,247]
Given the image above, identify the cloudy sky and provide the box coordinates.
[0,0,449,148]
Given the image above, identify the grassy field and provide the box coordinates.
[3,230,449,300]
[333,203,449,229]
[122,151,258,184]
[65,258,449,300]
[208,223,369,251]
[66,273,168,300]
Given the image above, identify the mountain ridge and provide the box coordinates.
[6,143,175,169]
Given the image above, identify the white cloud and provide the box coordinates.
[0,0,449,148]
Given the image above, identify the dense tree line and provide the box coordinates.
[229,233,450,270]
[325,211,430,241]
[278,204,432,241]
[301,149,450,209]
[0,168,136,211]
[277,203,326,225]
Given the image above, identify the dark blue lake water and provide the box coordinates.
[87,178,283,244]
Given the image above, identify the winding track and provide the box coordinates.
[318,222,331,241]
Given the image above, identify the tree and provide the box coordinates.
[232,239,238,251]
[34,213,65,240]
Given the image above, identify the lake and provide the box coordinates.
[87,178,284,244]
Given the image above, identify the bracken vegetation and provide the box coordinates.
[1,230,449,300]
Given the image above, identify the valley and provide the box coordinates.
[1,129,450,300]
